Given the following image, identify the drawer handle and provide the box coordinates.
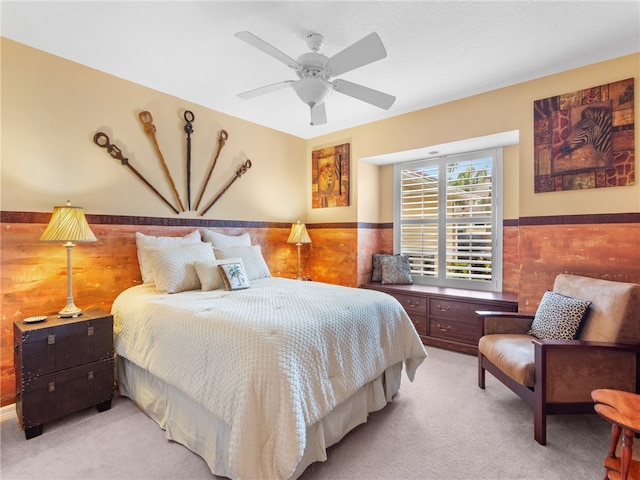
[88,371,94,381]
[436,323,451,332]
[87,326,94,336]
[407,300,421,307]
[48,382,56,392]
[48,335,56,345]
[436,304,450,312]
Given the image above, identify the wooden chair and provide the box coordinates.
[477,274,640,445]
[592,388,640,480]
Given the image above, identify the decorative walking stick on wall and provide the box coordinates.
[195,129,228,211]
[93,132,180,214]
[199,159,252,216]
[139,110,186,212]
[183,110,195,210]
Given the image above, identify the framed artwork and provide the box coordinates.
[312,143,350,208]
[533,78,635,192]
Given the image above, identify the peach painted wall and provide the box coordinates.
[307,54,639,224]
[1,38,308,222]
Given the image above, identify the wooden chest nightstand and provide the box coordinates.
[13,308,115,439]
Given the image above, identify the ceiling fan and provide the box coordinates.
[234,31,396,126]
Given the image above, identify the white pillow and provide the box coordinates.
[203,230,251,248]
[213,245,271,281]
[194,258,244,291]
[147,242,215,294]
[136,230,201,284]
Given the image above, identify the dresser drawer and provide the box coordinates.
[393,293,428,317]
[17,357,114,432]
[15,312,113,378]
[407,313,427,336]
[429,298,493,320]
[429,317,478,344]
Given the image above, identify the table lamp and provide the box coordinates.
[40,201,97,317]
[286,221,311,280]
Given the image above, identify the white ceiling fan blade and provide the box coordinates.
[326,32,387,77]
[235,31,300,69]
[238,80,295,99]
[333,79,396,110]
[310,103,327,126]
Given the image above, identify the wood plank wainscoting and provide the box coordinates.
[1,211,639,406]
[0,213,365,406]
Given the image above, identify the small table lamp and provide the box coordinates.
[40,201,97,317]
[286,221,311,280]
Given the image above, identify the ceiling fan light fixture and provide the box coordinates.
[235,30,394,125]
[292,77,332,106]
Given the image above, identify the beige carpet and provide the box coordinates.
[0,346,629,480]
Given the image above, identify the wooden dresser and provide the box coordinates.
[362,283,518,354]
[14,309,115,439]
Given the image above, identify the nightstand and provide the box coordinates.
[13,308,115,439]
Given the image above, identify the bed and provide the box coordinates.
[111,232,427,480]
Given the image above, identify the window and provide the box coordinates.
[394,148,502,291]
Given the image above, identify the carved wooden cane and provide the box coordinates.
[139,111,186,212]
[93,132,179,214]
[194,129,229,210]
[184,110,195,210]
[199,159,252,216]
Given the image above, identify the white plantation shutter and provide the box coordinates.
[400,163,439,278]
[395,149,502,291]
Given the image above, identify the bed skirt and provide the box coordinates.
[116,356,403,479]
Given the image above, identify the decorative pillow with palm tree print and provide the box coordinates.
[218,262,251,290]
[194,258,244,290]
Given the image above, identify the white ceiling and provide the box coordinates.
[2,1,639,140]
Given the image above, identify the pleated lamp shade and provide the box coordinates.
[286,221,311,245]
[40,203,97,243]
[287,221,311,281]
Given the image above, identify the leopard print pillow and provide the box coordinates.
[372,253,394,282]
[528,290,592,340]
[380,255,413,285]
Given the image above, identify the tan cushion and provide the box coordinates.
[213,245,271,281]
[478,334,535,387]
[553,274,640,344]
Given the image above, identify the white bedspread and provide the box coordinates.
[112,277,427,480]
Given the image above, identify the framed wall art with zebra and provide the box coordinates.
[533,78,634,192]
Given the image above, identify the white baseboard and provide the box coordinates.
[0,403,16,423]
